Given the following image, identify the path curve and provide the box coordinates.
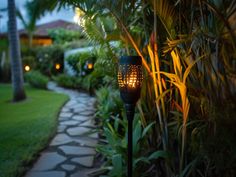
[24,82,99,177]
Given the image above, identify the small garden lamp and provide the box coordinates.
[86,61,94,70]
[87,63,93,70]
[118,56,143,177]
[24,65,31,72]
[55,63,61,70]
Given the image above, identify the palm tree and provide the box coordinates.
[16,7,36,47]
[8,0,26,101]
[16,1,45,47]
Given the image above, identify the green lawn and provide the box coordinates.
[0,84,68,177]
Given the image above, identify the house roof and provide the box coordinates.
[18,19,81,37]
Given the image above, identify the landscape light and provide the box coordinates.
[55,63,61,70]
[117,56,143,177]
[24,65,30,72]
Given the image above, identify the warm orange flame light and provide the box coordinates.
[87,63,93,70]
[24,65,30,72]
[55,63,61,70]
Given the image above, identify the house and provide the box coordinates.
[0,19,81,46]
[19,19,81,46]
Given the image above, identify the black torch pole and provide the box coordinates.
[125,104,135,177]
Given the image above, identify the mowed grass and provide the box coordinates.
[0,84,68,177]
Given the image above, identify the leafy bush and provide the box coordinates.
[65,51,96,76]
[36,45,64,76]
[22,56,36,70]
[25,71,49,89]
[21,45,36,58]
[53,74,82,89]
[95,87,167,177]
[63,39,90,49]
[95,87,123,122]
[48,28,83,44]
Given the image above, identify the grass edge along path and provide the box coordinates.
[0,84,69,177]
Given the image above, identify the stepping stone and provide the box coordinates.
[84,107,96,112]
[59,117,69,121]
[66,100,77,107]
[60,120,80,126]
[88,132,99,139]
[79,93,89,97]
[61,107,71,112]
[57,125,67,133]
[70,171,89,177]
[72,115,91,121]
[76,138,98,147]
[58,145,96,155]
[73,107,86,114]
[71,156,94,167]
[50,133,74,146]
[77,100,89,104]
[60,112,73,118]
[67,127,92,136]
[79,110,94,116]
[79,120,94,127]
[61,164,76,171]
[72,104,88,109]
[25,171,66,177]
[89,98,96,103]
[31,152,66,171]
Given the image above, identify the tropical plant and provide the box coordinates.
[29,0,236,176]
[16,1,40,47]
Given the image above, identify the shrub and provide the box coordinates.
[48,28,84,44]
[53,74,82,89]
[22,56,36,70]
[95,86,123,122]
[36,45,64,76]
[25,71,49,89]
[65,51,96,76]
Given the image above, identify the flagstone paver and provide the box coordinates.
[61,164,76,171]
[31,152,66,171]
[71,156,95,167]
[67,127,91,136]
[24,82,100,177]
[59,145,96,155]
[26,171,66,177]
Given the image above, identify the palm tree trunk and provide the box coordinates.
[28,32,33,48]
[8,0,26,101]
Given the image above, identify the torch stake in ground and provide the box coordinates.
[118,56,143,177]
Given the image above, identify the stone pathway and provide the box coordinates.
[24,82,100,177]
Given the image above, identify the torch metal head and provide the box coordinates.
[118,56,143,104]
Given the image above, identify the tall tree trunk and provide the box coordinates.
[29,32,33,48]
[8,0,26,101]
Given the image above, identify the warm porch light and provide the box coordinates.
[24,65,30,72]
[55,63,61,70]
[117,56,143,177]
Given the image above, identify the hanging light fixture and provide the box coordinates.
[117,56,143,177]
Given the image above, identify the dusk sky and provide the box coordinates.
[0,0,75,33]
